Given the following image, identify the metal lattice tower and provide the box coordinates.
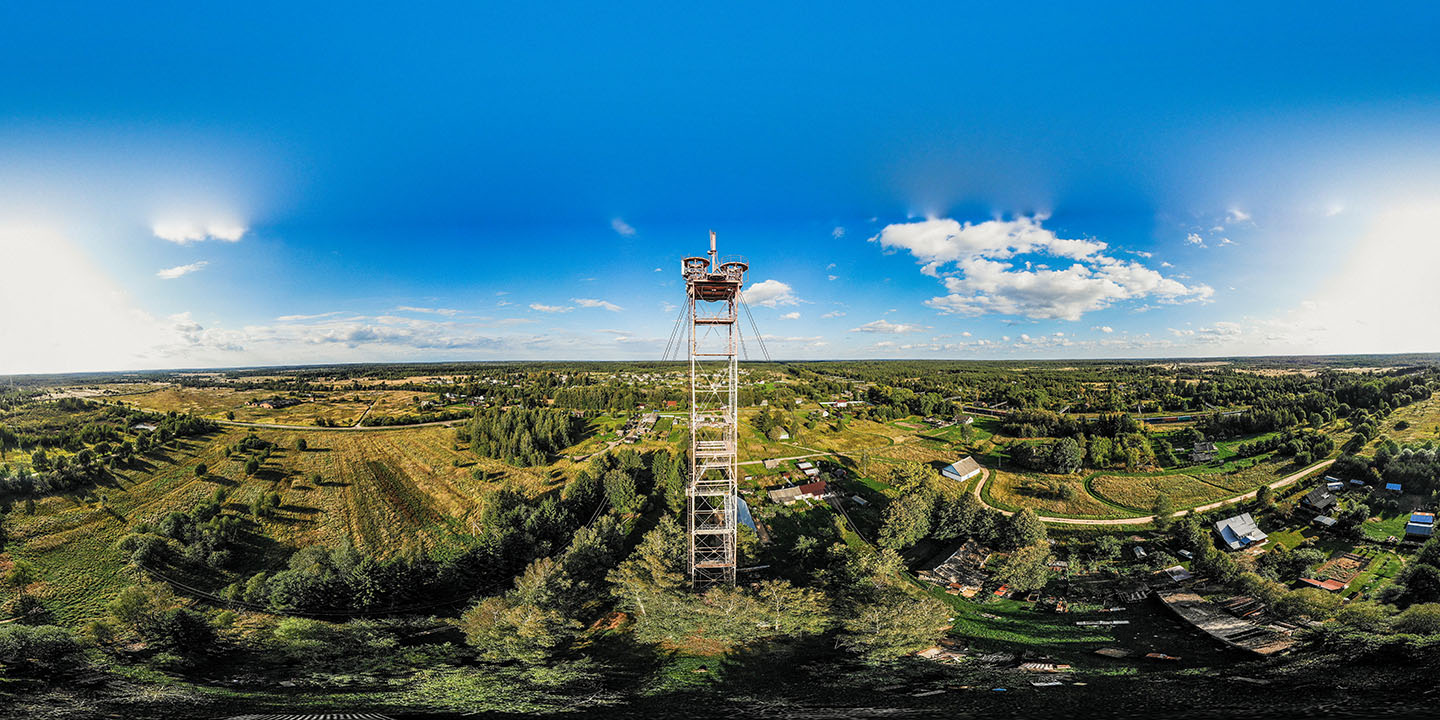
[681,230,747,587]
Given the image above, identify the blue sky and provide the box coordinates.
[3,3,1440,373]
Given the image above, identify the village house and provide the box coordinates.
[1406,512,1435,538]
[1215,512,1268,551]
[1301,487,1338,514]
[767,480,828,505]
[1191,441,1218,464]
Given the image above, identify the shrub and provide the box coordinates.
[0,624,84,675]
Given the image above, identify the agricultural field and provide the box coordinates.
[0,424,524,625]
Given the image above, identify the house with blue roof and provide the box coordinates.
[1385,482,1403,493]
[1406,512,1435,538]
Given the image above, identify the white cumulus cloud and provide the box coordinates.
[153,220,247,244]
[744,279,801,307]
[873,215,1209,321]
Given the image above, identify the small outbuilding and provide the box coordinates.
[941,456,983,483]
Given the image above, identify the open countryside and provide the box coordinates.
[4,358,1440,718]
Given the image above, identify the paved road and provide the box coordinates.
[217,419,461,432]
[969,459,1336,526]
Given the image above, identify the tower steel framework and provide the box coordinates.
[681,231,747,586]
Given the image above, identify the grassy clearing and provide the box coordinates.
[925,589,1227,670]
[1088,473,1233,512]
[983,470,1123,518]
[1375,396,1440,446]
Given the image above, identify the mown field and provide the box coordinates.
[1088,473,1234,512]
[0,424,531,625]
[111,386,457,426]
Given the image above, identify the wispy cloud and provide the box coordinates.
[573,298,623,312]
[821,310,846,319]
[530,303,573,313]
[780,311,800,320]
[611,218,637,237]
[850,319,926,334]
[156,261,208,279]
[275,311,344,322]
[1185,233,1205,247]
[395,306,461,316]
[832,226,845,239]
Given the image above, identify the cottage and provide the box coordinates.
[1313,515,1338,529]
[1326,481,1345,491]
[767,480,828,506]
[1214,512,1268,551]
[941,456,983,483]
[1302,488,1338,513]
[1191,441,1218,464]
[131,423,158,432]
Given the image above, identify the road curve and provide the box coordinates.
[969,459,1336,526]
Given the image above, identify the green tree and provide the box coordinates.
[1000,508,1047,550]
[752,579,830,638]
[839,586,949,662]
[194,463,207,477]
[1393,603,1440,635]
[1256,484,1275,509]
[295,438,308,451]
[608,516,686,619]
[990,543,1051,592]
[1151,493,1175,531]
[877,492,934,550]
[4,559,36,587]
[460,595,579,664]
[244,458,260,475]
[1336,601,1392,632]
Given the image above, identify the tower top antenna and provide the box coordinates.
[708,229,717,267]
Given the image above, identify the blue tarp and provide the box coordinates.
[737,497,757,532]
[1386,483,1403,492]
